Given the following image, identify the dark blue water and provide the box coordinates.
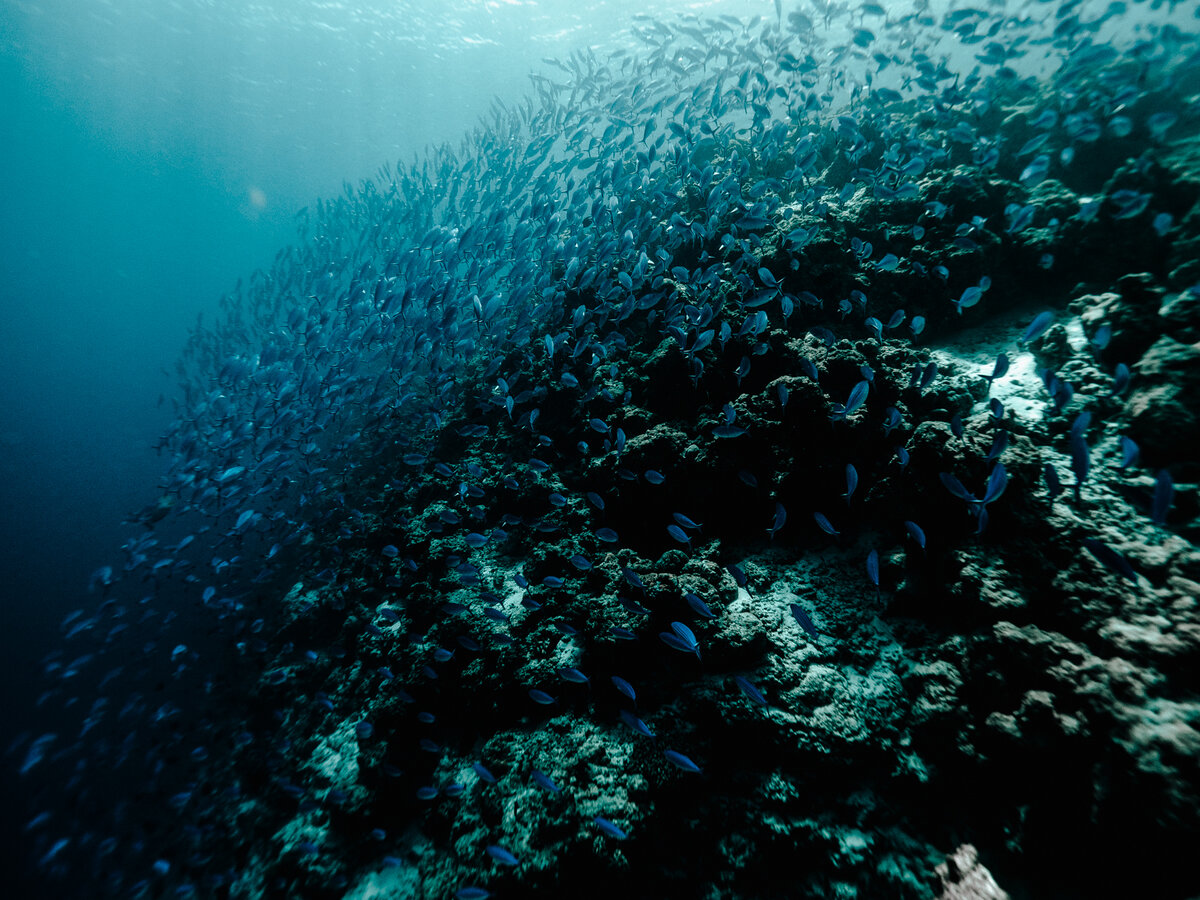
[0,42,287,898]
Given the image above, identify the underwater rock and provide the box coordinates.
[1163,135,1200,287]
[935,844,1009,900]
[1126,335,1200,470]
[1074,272,1165,367]
[1158,286,1200,344]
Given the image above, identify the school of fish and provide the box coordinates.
[14,1,1200,898]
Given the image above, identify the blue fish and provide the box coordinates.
[620,710,655,738]
[981,353,1008,392]
[686,593,716,619]
[733,675,767,706]
[713,424,747,439]
[904,520,926,550]
[1118,437,1140,469]
[1070,430,1090,501]
[952,285,982,315]
[611,676,636,703]
[1152,470,1174,525]
[789,603,820,639]
[831,380,869,421]
[813,512,839,536]
[659,621,700,658]
[486,845,519,866]
[667,524,691,547]
[594,817,628,839]
[1082,538,1138,583]
[768,503,787,539]
[1021,311,1055,344]
[917,361,938,392]
[664,750,702,773]
[1112,363,1131,395]
[473,762,498,784]
[531,770,561,792]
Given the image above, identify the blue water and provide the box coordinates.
[0,1,722,890]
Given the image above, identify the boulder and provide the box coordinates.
[1125,335,1200,472]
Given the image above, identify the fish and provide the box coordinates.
[844,464,858,505]
[904,520,926,550]
[789,603,820,639]
[620,710,655,738]
[686,593,716,619]
[531,770,562,792]
[594,816,628,839]
[667,524,691,547]
[486,845,519,866]
[473,763,498,784]
[1081,538,1138,583]
[611,676,636,703]
[664,750,703,773]
[733,675,767,706]
[918,361,938,393]
[768,503,787,539]
[1070,430,1090,501]
[813,512,839,536]
[831,380,870,422]
[659,621,701,658]
[1112,363,1132,395]
[981,354,1008,392]
[1021,311,1055,344]
[1118,437,1140,469]
[1152,471,1175,525]
[952,285,982,315]
[1046,467,1066,503]
[713,424,748,439]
